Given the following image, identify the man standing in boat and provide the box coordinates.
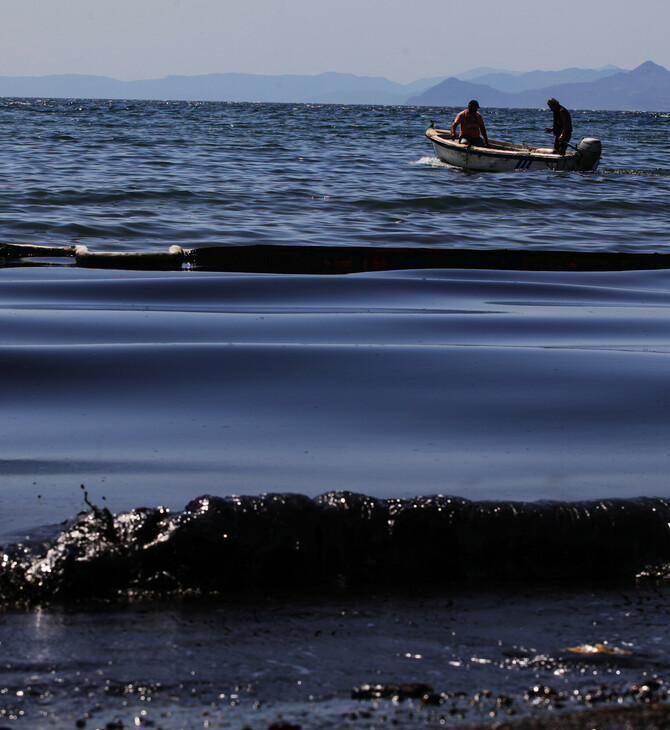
[450,100,488,146]
[545,98,572,155]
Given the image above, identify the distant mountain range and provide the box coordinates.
[0,61,668,110]
[407,61,670,111]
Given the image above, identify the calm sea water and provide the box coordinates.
[1,100,670,728]
[0,99,668,253]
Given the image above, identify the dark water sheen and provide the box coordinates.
[1,99,670,728]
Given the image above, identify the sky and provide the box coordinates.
[1,0,668,84]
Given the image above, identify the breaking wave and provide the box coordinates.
[3,491,670,606]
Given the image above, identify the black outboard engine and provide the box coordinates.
[577,138,602,171]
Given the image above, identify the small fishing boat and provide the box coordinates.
[426,126,601,172]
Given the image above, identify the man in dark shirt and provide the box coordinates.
[545,98,572,154]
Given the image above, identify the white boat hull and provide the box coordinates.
[426,128,601,172]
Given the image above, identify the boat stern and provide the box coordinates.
[576,137,602,171]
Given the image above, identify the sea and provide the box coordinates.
[0,98,670,728]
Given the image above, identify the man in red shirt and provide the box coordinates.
[450,100,488,146]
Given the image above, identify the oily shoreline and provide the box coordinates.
[3,588,670,729]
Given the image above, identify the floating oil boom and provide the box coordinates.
[3,242,670,273]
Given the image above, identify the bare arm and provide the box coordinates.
[479,116,488,144]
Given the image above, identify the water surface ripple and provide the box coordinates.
[0,100,668,253]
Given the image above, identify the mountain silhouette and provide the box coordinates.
[0,62,667,110]
[407,61,670,111]
[0,71,425,105]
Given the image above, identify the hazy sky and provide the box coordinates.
[1,0,668,83]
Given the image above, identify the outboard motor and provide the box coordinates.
[577,138,602,171]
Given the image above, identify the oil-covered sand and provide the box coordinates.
[3,588,670,728]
